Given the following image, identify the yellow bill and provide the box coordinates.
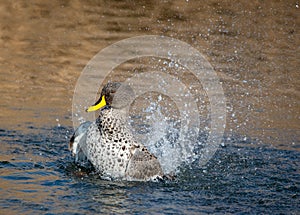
[86,95,106,112]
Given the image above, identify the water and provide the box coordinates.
[0,0,299,214]
[1,127,299,214]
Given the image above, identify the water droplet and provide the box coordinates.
[158,94,162,102]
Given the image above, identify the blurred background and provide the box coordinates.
[0,0,298,149]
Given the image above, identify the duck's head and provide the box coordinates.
[86,82,134,112]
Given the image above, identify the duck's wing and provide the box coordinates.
[125,145,163,181]
[69,121,92,166]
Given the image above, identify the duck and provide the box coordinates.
[69,82,164,181]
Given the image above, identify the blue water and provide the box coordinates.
[0,127,299,214]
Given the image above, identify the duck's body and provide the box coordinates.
[69,82,163,181]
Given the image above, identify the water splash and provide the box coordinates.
[129,93,199,174]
